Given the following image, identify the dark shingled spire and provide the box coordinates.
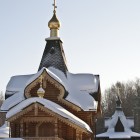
[38,1,68,75]
[38,39,68,75]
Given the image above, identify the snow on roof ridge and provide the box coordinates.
[106,109,131,131]
[48,67,98,110]
[25,67,65,89]
[5,67,99,111]
[6,97,92,133]
[6,74,33,93]
[25,68,45,86]
[103,107,138,139]
[98,108,140,138]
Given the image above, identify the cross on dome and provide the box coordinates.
[53,0,57,13]
[48,0,61,37]
[37,75,45,98]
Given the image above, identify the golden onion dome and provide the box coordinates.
[37,75,45,98]
[37,87,45,98]
[48,12,61,30]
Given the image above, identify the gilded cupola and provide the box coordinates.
[48,0,61,37]
[37,75,45,98]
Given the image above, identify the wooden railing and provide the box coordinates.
[23,137,64,140]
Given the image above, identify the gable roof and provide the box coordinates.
[105,109,133,132]
[2,67,99,111]
[6,97,92,133]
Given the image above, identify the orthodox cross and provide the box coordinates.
[53,0,57,13]
[39,75,43,88]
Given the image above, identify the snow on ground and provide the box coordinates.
[0,124,9,138]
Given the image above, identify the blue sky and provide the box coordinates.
[0,0,140,93]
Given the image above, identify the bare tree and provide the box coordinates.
[0,91,4,107]
[102,79,139,116]
[0,91,5,126]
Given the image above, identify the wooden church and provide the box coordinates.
[96,97,140,140]
[0,1,101,140]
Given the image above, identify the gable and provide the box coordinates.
[24,69,81,111]
[3,67,100,112]
[6,98,92,134]
[26,77,61,103]
[24,70,65,99]
[8,103,56,123]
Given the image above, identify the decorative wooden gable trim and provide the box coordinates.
[24,70,81,111]
[37,104,90,134]
[7,102,91,135]
[24,70,62,98]
[7,103,35,122]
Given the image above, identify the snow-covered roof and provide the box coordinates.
[2,67,99,111]
[6,74,33,95]
[104,110,133,130]
[1,91,24,111]
[0,124,9,138]
[96,131,140,139]
[126,117,134,129]
[97,102,140,139]
[49,67,99,111]
[6,97,92,133]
